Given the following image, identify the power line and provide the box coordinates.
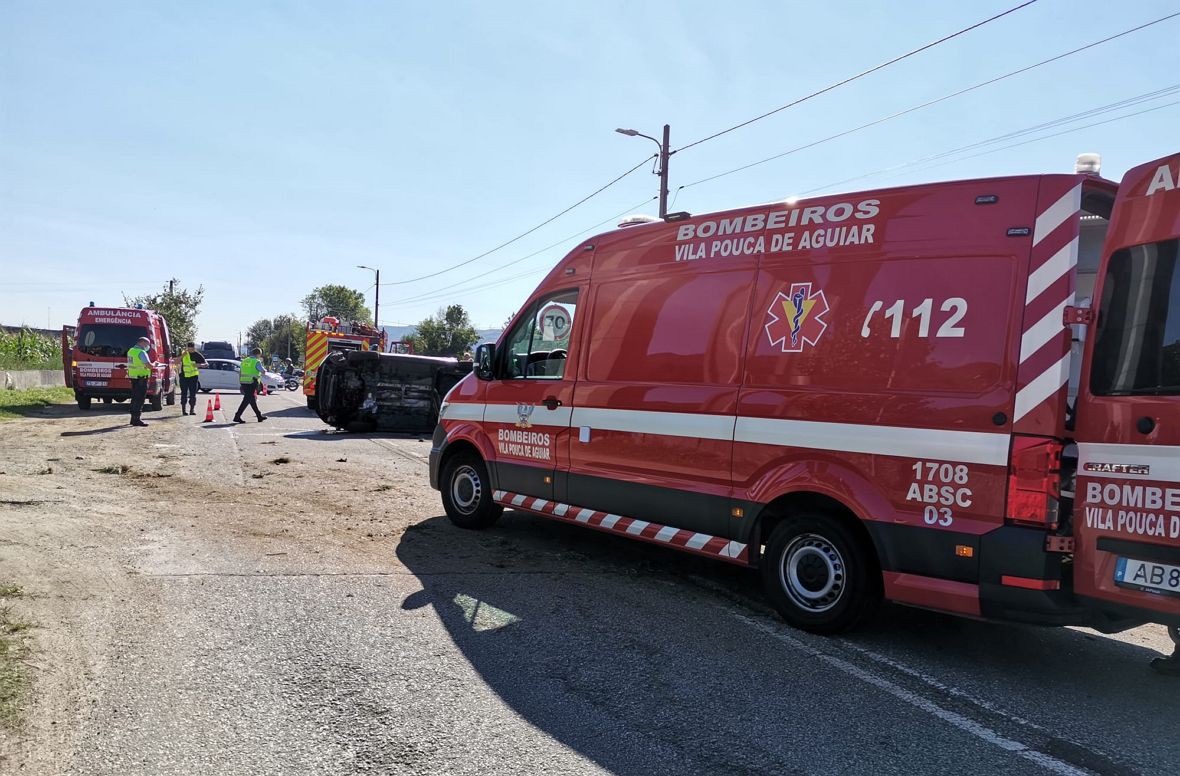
[677,12,1180,191]
[387,196,655,305]
[675,1,1039,154]
[801,88,1180,195]
[380,154,655,287]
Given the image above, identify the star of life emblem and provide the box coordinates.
[765,282,830,353]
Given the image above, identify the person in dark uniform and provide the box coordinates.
[126,336,152,427]
[1151,625,1180,676]
[175,342,207,416]
[233,347,268,424]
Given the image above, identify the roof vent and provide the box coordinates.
[617,214,660,228]
[1075,153,1101,175]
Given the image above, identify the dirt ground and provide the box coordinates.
[1,389,1177,776]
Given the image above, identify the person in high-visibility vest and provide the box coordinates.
[175,342,207,416]
[233,347,268,424]
[125,336,153,427]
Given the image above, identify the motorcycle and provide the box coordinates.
[284,368,304,391]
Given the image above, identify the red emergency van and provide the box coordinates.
[62,305,176,410]
[429,152,1180,636]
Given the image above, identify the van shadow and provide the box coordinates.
[395,512,1174,774]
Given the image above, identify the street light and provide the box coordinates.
[357,265,380,329]
[615,124,671,218]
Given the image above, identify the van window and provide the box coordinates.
[77,325,149,357]
[1091,239,1180,396]
[502,290,578,379]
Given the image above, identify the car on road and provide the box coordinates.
[198,358,284,393]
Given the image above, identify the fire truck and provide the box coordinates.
[430,150,1180,640]
[302,316,385,409]
[62,305,175,410]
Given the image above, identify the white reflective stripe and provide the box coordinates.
[553,504,569,517]
[1019,294,1074,363]
[493,490,506,501]
[484,402,573,428]
[625,520,650,535]
[1025,237,1078,304]
[571,407,736,441]
[734,417,1008,466]
[1013,355,1070,422]
[685,533,711,550]
[719,541,747,559]
[575,508,595,523]
[654,525,680,542]
[1077,443,1180,481]
[600,514,622,529]
[511,494,528,507]
[531,499,548,511]
[440,402,484,422]
[1032,184,1081,246]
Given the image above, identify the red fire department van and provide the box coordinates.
[429,152,1180,637]
[62,305,175,410]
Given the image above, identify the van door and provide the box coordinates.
[1073,151,1180,627]
[482,289,580,502]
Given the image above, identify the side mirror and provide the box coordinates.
[475,343,496,381]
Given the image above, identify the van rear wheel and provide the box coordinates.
[440,452,502,530]
[76,394,91,410]
[761,512,881,634]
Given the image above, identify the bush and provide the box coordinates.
[0,329,62,370]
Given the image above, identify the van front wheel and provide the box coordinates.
[440,453,502,530]
[761,513,880,634]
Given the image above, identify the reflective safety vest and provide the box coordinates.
[181,351,199,378]
[240,356,262,383]
[126,347,151,378]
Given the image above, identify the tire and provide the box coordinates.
[440,452,503,530]
[149,392,163,411]
[306,396,318,410]
[76,394,91,410]
[165,392,175,406]
[200,387,211,394]
[102,397,112,405]
[761,512,881,634]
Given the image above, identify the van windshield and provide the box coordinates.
[1090,239,1180,396]
[76,324,149,358]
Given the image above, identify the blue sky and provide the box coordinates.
[2,1,1177,342]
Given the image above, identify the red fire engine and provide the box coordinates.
[62,305,175,410]
[303,316,385,409]
[430,151,1180,638]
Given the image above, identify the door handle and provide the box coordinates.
[543,396,563,410]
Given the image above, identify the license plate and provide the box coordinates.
[1114,557,1180,597]
[84,380,107,387]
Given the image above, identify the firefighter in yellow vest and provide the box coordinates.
[175,342,207,416]
[125,336,153,427]
[233,348,268,424]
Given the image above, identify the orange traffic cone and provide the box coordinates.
[213,393,221,411]
[202,400,214,423]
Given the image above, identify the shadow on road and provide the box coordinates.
[395,510,1173,774]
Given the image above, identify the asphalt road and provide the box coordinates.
[0,388,1177,775]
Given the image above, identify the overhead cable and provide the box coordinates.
[675,1,1039,154]
[380,154,655,287]
[678,11,1180,191]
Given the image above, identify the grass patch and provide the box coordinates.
[0,586,32,730]
[0,386,74,421]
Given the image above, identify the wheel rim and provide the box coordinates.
[450,465,482,515]
[779,533,846,613]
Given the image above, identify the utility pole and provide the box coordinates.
[169,279,174,294]
[615,124,672,219]
[357,265,380,329]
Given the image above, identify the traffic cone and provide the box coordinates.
[202,400,214,423]
[213,393,221,411]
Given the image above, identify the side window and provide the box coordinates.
[501,290,579,379]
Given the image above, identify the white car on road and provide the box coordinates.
[197,359,285,393]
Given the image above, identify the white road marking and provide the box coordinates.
[733,614,1090,776]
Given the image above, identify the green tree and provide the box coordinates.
[301,285,371,325]
[125,279,205,347]
[245,315,305,363]
[409,305,480,357]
